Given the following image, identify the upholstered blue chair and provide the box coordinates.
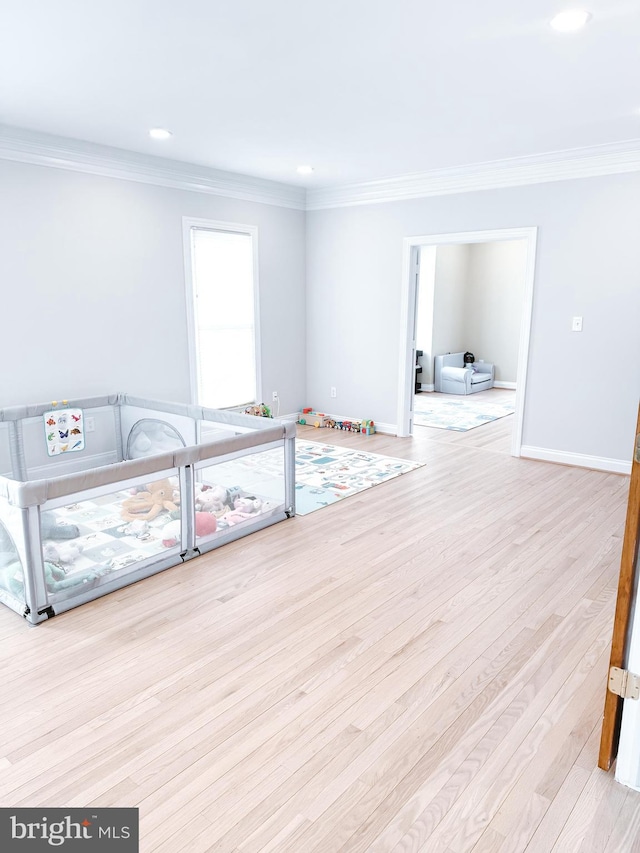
[434,352,495,395]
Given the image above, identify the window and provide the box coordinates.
[185,220,259,409]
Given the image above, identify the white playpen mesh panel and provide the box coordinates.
[126,419,186,460]
[0,518,25,606]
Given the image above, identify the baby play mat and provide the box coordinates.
[220,441,424,515]
[413,394,516,431]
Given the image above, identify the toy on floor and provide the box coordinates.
[42,540,84,566]
[161,510,218,547]
[120,478,179,521]
[161,520,181,548]
[41,512,80,540]
[42,561,102,591]
[298,411,327,427]
[0,558,102,596]
[119,519,151,539]
[220,495,263,527]
[195,511,217,537]
[195,483,230,517]
[244,403,272,418]
[234,495,262,513]
[298,411,375,434]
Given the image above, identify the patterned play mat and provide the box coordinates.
[221,440,424,515]
[294,441,424,514]
[413,393,516,431]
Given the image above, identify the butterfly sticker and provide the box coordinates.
[59,430,69,439]
[60,444,69,452]
[47,432,55,441]
[70,428,81,435]
[71,440,83,449]
[46,417,56,426]
[72,414,82,422]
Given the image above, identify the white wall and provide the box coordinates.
[418,240,530,386]
[3,156,639,468]
[306,173,640,464]
[416,243,470,386]
[0,160,306,415]
[430,244,470,368]
[465,240,527,383]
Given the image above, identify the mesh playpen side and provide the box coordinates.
[0,395,296,624]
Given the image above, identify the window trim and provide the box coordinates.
[182,216,262,408]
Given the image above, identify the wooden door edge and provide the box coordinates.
[598,404,640,771]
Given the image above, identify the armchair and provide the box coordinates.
[434,352,495,395]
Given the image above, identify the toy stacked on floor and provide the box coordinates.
[298,408,327,427]
[298,409,375,435]
[244,403,272,418]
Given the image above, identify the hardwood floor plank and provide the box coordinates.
[0,420,635,852]
[602,789,640,852]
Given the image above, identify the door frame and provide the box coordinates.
[599,404,640,772]
[396,226,538,457]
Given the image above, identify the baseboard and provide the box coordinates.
[418,384,435,392]
[371,421,396,435]
[520,445,631,475]
[494,381,517,390]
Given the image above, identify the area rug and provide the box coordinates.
[209,440,424,516]
[292,441,424,514]
[413,394,515,431]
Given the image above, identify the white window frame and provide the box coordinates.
[182,216,262,408]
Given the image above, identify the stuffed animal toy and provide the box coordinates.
[233,495,262,514]
[244,403,272,418]
[195,483,230,517]
[219,507,258,527]
[42,540,83,566]
[161,513,218,546]
[0,559,100,596]
[120,519,150,539]
[120,478,178,522]
[195,511,217,538]
[42,561,100,592]
[161,520,181,548]
[40,512,80,540]
[169,475,181,506]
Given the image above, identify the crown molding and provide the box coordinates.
[2,125,640,212]
[0,124,306,210]
[306,139,640,210]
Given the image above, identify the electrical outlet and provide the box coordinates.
[330,387,337,398]
[572,316,583,332]
[272,391,278,401]
[85,416,95,433]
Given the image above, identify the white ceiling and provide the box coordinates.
[1,0,639,189]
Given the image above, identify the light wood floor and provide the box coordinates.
[1,413,639,852]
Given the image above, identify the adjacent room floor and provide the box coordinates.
[0,418,637,852]
[413,387,517,436]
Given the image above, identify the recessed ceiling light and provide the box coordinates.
[296,165,314,175]
[149,127,172,140]
[550,9,592,32]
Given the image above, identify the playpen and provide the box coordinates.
[0,394,296,624]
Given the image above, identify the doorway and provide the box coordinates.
[396,227,538,457]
